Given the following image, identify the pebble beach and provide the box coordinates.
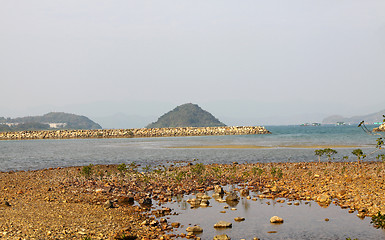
[1,161,385,239]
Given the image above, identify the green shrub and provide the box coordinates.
[371,211,385,229]
[81,164,93,178]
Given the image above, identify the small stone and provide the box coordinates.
[317,194,331,204]
[214,221,232,228]
[104,200,114,209]
[231,208,237,211]
[214,185,224,194]
[186,225,203,232]
[150,220,159,226]
[270,216,284,223]
[240,189,249,196]
[234,217,245,222]
[141,220,149,226]
[140,197,152,206]
[171,222,180,228]
[213,234,231,240]
[325,218,329,221]
[1,200,11,207]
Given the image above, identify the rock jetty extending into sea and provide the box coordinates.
[0,126,270,140]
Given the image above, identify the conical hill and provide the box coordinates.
[146,103,226,128]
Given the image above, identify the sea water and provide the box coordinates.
[0,125,383,172]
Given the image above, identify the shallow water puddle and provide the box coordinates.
[158,190,385,240]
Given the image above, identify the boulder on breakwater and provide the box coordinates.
[0,126,271,140]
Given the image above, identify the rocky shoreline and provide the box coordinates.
[0,126,270,140]
[1,161,384,239]
[373,123,385,132]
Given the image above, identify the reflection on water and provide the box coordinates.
[161,190,385,240]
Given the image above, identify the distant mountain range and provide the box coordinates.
[146,103,226,128]
[322,109,385,125]
[0,112,101,132]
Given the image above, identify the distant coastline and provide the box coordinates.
[0,126,270,140]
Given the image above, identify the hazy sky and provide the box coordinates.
[1,0,385,125]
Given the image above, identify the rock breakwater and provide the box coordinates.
[0,126,270,140]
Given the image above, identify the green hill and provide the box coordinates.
[0,112,102,132]
[146,103,226,128]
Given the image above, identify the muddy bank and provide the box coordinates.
[0,126,270,140]
[1,161,384,239]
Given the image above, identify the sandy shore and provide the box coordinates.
[170,144,363,149]
[1,161,385,239]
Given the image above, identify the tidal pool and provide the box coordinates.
[159,189,385,240]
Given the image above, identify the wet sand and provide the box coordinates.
[171,144,362,149]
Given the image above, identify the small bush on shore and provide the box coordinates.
[81,164,93,178]
[371,212,385,229]
[314,148,337,163]
[117,163,127,173]
[352,149,366,164]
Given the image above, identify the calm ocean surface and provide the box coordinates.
[0,125,383,172]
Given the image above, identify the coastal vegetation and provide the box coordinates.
[146,103,226,128]
[0,112,102,132]
[314,148,338,163]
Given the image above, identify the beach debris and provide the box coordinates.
[270,216,284,223]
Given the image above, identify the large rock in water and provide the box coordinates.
[146,103,226,128]
[186,225,203,232]
[214,221,232,228]
[270,216,284,223]
[225,192,239,202]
